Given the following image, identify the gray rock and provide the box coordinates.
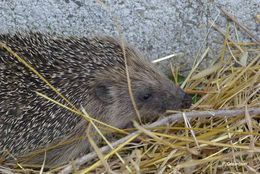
[0,0,259,74]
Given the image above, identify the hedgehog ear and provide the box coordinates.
[95,83,113,104]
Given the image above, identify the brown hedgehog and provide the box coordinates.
[0,32,191,166]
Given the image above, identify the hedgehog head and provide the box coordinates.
[85,39,192,128]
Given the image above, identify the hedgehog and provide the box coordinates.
[0,32,192,166]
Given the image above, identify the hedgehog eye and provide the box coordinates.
[143,93,152,100]
[138,92,153,102]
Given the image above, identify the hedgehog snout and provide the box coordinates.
[181,93,192,109]
[174,87,192,109]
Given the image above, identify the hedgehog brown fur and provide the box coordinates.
[0,32,191,166]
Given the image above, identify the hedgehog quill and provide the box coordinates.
[0,32,191,166]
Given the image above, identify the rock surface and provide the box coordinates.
[0,0,259,73]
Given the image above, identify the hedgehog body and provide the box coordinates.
[0,33,191,165]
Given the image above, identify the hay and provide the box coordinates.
[57,12,260,174]
[1,8,260,174]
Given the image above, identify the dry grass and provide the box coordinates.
[67,32,259,174]
[57,22,259,173]
[1,11,260,174]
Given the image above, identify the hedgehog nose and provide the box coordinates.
[181,93,192,109]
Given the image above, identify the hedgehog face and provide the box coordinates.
[87,46,192,128]
[91,69,191,128]
[130,78,192,122]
